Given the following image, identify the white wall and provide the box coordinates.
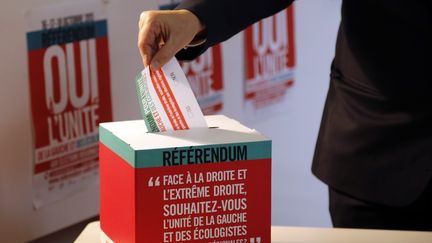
[220,0,341,226]
[261,0,341,226]
[0,0,341,242]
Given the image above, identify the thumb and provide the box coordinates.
[150,39,181,69]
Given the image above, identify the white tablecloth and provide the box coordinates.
[74,221,432,243]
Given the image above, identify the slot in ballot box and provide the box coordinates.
[99,115,271,243]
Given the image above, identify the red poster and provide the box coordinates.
[181,45,224,115]
[244,7,295,110]
[26,1,112,208]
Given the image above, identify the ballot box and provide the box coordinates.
[99,115,271,243]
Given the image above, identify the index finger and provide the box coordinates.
[137,13,159,67]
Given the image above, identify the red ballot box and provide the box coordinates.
[99,115,271,243]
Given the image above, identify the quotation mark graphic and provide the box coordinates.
[250,237,261,243]
[148,177,160,187]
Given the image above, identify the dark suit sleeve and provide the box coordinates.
[175,0,294,60]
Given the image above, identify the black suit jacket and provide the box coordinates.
[176,0,432,206]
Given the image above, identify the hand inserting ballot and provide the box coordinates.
[137,9,205,69]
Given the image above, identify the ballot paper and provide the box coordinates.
[136,58,208,132]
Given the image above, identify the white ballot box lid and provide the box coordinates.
[75,221,432,243]
[100,115,269,150]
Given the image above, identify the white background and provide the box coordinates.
[0,0,341,242]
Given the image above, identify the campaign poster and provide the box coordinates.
[180,45,224,115]
[244,7,295,113]
[159,0,224,115]
[26,0,112,208]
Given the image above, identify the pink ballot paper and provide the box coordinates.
[136,58,208,132]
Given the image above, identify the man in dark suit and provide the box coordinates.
[138,0,432,230]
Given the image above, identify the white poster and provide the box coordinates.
[243,7,296,117]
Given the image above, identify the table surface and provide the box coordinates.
[74,221,432,243]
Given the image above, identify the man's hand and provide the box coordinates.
[138,9,204,69]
